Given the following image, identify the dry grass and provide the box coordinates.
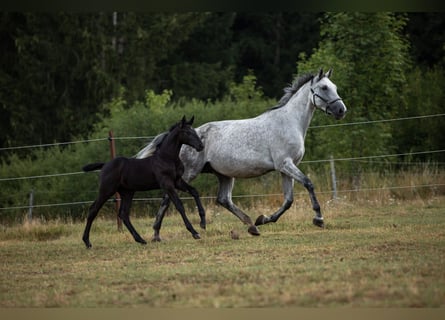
[1,195,444,307]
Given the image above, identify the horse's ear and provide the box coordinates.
[188,115,195,125]
[181,115,186,127]
[318,68,324,80]
[326,68,332,78]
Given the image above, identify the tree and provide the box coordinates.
[0,13,116,149]
[297,12,410,186]
[0,13,206,152]
[405,13,445,68]
[154,13,236,101]
[232,12,321,98]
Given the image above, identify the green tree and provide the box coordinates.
[155,13,236,101]
[0,13,206,152]
[297,12,410,186]
[405,13,445,68]
[0,13,116,149]
[232,12,321,98]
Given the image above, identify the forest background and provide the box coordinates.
[0,12,444,222]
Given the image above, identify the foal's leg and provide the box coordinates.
[215,173,260,236]
[165,187,201,239]
[152,195,170,242]
[272,158,324,228]
[119,190,147,245]
[175,178,206,229]
[255,173,294,226]
[152,180,205,242]
[82,193,113,248]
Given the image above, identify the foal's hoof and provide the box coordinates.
[313,217,325,228]
[193,233,201,240]
[83,239,92,249]
[137,238,148,245]
[200,222,206,230]
[248,225,261,236]
[255,214,268,226]
[152,236,162,242]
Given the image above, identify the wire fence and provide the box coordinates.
[1,149,444,183]
[0,113,443,152]
[0,113,444,214]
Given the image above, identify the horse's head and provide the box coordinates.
[310,69,347,120]
[178,115,204,151]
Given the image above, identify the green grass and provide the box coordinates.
[1,197,444,307]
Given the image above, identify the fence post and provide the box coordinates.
[109,130,123,231]
[28,189,34,222]
[330,155,338,200]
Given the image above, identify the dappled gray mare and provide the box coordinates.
[137,69,347,240]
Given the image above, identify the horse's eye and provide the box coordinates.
[321,85,328,91]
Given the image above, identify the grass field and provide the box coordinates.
[1,196,444,307]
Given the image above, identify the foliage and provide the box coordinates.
[1,12,443,155]
[393,67,445,162]
[297,13,413,187]
[0,12,207,151]
[298,12,410,159]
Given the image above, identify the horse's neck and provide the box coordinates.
[157,133,182,161]
[280,83,315,137]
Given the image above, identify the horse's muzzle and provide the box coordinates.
[328,100,347,120]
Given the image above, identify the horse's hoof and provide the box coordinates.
[139,239,148,245]
[248,225,261,236]
[255,214,268,226]
[313,217,325,228]
[200,222,206,230]
[151,236,162,242]
[83,240,92,249]
[193,233,201,240]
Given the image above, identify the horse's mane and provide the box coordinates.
[134,121,180,159]
[268,73,315,111]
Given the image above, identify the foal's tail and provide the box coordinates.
[82,163,105,172]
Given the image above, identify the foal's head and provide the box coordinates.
[173,116,204,151]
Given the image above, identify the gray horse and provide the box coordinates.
[137,69,347,240]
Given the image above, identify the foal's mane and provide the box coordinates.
[268,73,315,111]
[134,121,181,159]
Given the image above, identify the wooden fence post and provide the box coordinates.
[109,130,123,231]
[28,189,34,222]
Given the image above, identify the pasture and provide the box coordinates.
[1,196,444,307]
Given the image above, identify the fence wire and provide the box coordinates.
[1,112,444,212]
[1,182,444,212]
[0,113,443,152]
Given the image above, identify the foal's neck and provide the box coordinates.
[157,131,182,161]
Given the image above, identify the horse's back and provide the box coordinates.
[187,117,277,178]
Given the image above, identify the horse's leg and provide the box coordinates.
[152,194,170,242]
[118,190,147,245]
[175,178,206,230]
[162,186,200,239]
[82,193,112,248]
[274,158,324,228]
[255,173,294,226]
[215,173,260,236]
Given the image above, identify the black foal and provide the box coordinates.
[82,116,205,248]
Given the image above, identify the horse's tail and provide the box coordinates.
[82,163,105,172]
